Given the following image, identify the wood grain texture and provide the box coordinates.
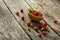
[23,0,60,39]
[3,0,60,40]
[2,0,41,40]
[29,0,60,36]
[0,0,30,40]
[25,0,60,37]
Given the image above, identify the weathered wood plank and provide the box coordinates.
[3,0,60,40]
[44,6,60,35]
[0,0,30,40]
[50,0,60,7]
[43,0,60,36]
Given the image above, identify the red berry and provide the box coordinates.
[38,34,42,37]
[34,27,38,31]
[21,9,23,13]
[27,22,31,27]
[39,23,45,28]
[41,27,46,31]
[42,31,46,35]
[21,16,24,21]
[33,11,40,16]
[27,22,33,27]
[16,12,19,15]
[54,19,58,23]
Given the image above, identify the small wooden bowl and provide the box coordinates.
[28,13,44,22]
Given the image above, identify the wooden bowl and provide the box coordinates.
[28,13,44,22]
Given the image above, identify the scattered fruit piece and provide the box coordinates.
[27,22,31,27]
[39,23,45,28]
[28,8,34,13]
[34,27,38,31]
[38,33,42,37]
[42,31,46,35]
[33,11,40,16]
[54,19,58,23]
[41,27,46,31]
[21,16,24,21]
[16,12,19,16]
[27,22,33,27]
[21,9,24,13]
[33,11,43,17]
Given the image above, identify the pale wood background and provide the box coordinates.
[0,0,60,40]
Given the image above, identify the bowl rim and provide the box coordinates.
[28,13,44,19]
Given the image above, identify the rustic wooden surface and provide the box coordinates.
[26,0,60,36]
[25,0,60,36]
[0,0,60,40]
[0,0,30,40]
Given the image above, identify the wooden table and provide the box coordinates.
[0,0,60,40]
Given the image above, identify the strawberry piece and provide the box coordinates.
[33,11,40,16]
[27,22,33,27]
[27,22,31,27]
[34,27,38,31]
[21,9,23,13]
[16,12,19,16]
[39,23,45,28]
[38,33,42,37]
[21,16,24,21]
[41,27,46,31]
[42,31,46,35]
[54,19,58,23]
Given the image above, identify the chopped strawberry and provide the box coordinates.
[33,11,40,16]
[42,31,46,35]
[21,16,24,21]
[54,19,58,23]
[27,22,31,27]
[39,23,45,28]
[27,22,33,27]
[34,27,38,31]
[21,9,23,13]
[16,12,19,16]
[41,27,46,31]
[38,33,42,37]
